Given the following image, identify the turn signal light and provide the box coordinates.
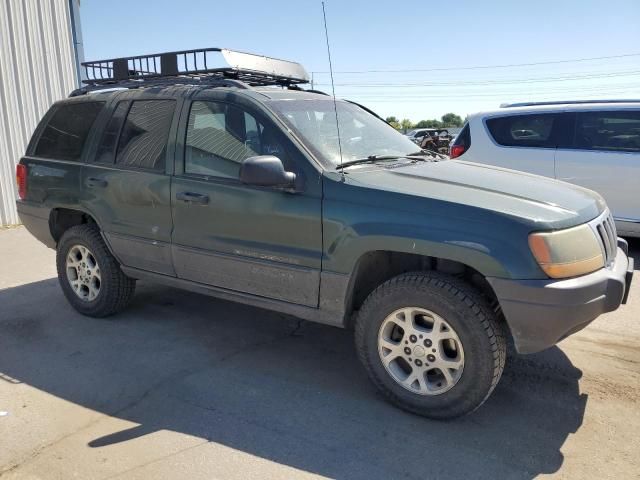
[528,224,604,278]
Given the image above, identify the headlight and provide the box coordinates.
[529,224,604,279]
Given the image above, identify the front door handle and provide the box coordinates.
[86,177,108,188]
[176,191,209,205]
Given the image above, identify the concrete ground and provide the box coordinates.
[0,226,638,480]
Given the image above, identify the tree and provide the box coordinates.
[385,116,402,130]
[441,113,463,127]
[400,118,413,133]
[415,119,442,128]
[384,114,464,130]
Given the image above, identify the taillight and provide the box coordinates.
[16,164,27,200]
[450,144,466,159]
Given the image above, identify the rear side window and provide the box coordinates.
[486,114,557,148]
[94,101,129,164]
[574,110,640,152]
[34,102,104,161]
[115,100,176,171]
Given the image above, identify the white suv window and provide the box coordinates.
[486,114,557,148]
[574,110,640,152]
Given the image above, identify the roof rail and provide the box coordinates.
[501,99,640,108]
[78,47,309,93]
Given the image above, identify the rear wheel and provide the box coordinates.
[355,271,506,419]
[56,225,135,317]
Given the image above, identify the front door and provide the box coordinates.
[170,100,323,307]
[81,98,178,275]
[555,109,640,235]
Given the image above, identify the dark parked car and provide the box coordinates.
[16,48,633,419]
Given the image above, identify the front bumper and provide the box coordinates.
[488,241,633,354]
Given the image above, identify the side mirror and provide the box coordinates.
[239,155,296,189]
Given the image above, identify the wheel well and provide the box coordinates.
[346,251,500,325]
[49,208,97,243]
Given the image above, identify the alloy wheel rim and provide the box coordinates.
[66,245,101,302]
[377,307,465,395]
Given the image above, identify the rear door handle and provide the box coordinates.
[176,191,209,205]
[86,177,108,188]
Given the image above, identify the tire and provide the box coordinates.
[56,224,136,317]
[355,271,506,419]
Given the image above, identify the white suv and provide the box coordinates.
[450,100,640,237]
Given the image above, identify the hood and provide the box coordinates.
[342,160,606,229]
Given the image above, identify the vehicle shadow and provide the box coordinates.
[0,279,587,479]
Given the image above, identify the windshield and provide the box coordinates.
[267,99,421,167]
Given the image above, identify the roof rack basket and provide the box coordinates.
[81,47,309,88]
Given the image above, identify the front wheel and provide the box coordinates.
[355,272,506,419]
[56,225,136,317]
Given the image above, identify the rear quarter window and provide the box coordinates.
[486,113,557,148]
[33,102,105,161]
[453,123,471,148]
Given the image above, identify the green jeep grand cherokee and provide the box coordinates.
[15,49,633,419]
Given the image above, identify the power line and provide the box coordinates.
[314,69,640,88]
[348,90,639,100]
[346,84,640,99]
[311,52,640,74]
[362,92,640,103]
[348,89,640,100]
[356,88,640,99]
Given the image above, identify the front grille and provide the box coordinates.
[592,211,617,266]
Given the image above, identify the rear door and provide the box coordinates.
[22,101,105,214]
[81,97,179,275]
[170,98,323,307]
[471,112,561,177]
[555,109,640,235]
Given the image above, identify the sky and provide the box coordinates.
[79,0,640,123]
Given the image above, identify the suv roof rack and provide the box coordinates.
[500,99,640,108]
[73,47,309,96]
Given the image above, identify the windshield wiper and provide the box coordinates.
[335,155,406,170]
[336,152,427,170]
[407,149,448,160]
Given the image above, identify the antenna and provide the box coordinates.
[321,1,344,176]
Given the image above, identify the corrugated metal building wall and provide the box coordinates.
[0,0,82,226]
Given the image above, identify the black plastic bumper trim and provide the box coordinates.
[488,247,631,354]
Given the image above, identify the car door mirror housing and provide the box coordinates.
[239,155,296,189]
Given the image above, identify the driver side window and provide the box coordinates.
[185,101,288,179]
